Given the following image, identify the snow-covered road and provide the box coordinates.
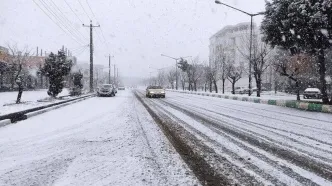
[136,90,332,186]
[0,90,199,186]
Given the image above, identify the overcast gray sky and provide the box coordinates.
[1,0,266,78]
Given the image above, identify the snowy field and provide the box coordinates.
[0,90,199,186]
[137,90,332,185]
[0,89,69,115]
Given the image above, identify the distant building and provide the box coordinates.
[74,62,108,90]
[209,22,275,92]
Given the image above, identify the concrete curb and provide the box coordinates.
[167,90,332,114]
[0,119,11,127]
[25,96,92,119]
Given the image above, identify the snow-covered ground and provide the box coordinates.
[0,89,69,115]
[0,90,199,186]
[137,90,332,185]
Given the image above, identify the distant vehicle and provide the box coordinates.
[146,85,165,98]
[97,84,116,97]
[118,86,125,90]
[234,87,245,94]
[303,88,321,99]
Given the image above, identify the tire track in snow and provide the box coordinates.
[156,98,332,183]
[166,98,332,162]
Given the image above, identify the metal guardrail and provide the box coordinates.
[0,94,95,123]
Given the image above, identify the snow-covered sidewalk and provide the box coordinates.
[0,89,69,115]
[0,90,199,186]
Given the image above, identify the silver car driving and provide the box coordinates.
[97,84,116,97]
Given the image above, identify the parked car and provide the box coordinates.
[303,88,321,99]
[146,86,165,98]
[118,86,125,90]
[234,87,245,94]
[97,84,116,97]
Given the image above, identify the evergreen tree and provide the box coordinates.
[261,0,332,104]
[72,71,83,89]
[42,50,72,97]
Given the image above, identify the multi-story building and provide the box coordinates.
[209,22,275,92]
[209,22,257,91]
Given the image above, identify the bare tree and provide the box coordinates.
[7,44,32,104]
[203,65,213,92]
[272,48,317,100]
[167,69,176,89]
[214,44,230,94]
[190,57,204,91]
[157,70,166,87]
[179,70,187,90]
[227,64,242,94]
[238,32,272,97]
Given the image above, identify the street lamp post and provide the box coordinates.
[215,0,264,96]
[161,54,191,90]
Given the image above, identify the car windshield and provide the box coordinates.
[2,0,332,185]
[149,86,163,89]
[102,85,112,88]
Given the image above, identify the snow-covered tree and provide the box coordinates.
[272,48,317,100]
[261,0,332,104]
[7,44,31,104]
[42,50,72,97]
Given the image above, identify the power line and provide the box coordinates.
[32,0,84,45]
[38,0,85,44]
[78,0,91,20]
[73,45,89,56]
[45,0,87,40]
[86,0,97,20]
[63,0,84,24]
[82,0,109,50]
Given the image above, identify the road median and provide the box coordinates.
[167,90,332,114]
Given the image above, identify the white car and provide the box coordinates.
[303,88,321,99]
[146,86,165,98]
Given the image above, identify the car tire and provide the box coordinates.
[303,96,306,99]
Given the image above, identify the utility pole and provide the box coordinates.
[83,20,100,92]
[113,64,116,85]
[41,49,43,56]
[37,47,39,56]
[109,55,111,84]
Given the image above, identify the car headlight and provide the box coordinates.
[150,91,154,94]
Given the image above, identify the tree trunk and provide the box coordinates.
[295,80,300,101]
[232,80,235,94]
[274,79,277,94]
[222,78,225,94]
[256,74,261,97]
[317,49,329,104]
[213,79,218,93]
[209,80,212,93]
[16,84,23,103]
[194,82,197,91]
